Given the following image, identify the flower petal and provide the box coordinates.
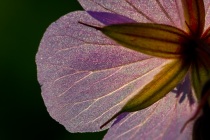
[203,0,210,31]
[36,11,169,132]
[87,11,136,25]
[121,58,190,112]
[104,77,197,140]
[101,23,188,58]
[159,0,184,29]
[182,0,205,37]
[78,0,182,27]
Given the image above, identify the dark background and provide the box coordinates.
[1,0,106,139]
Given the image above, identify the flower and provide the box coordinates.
[36,0,210,139]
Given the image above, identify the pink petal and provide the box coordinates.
[36,11,168,132]
[78,0,184,29]
[104,77,197,140]
[204,0,210,30]
[87,11,136,25]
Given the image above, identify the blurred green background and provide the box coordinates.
[0,0,106,139]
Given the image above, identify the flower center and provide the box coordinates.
[182,36,210,67]
[182,38,199,64]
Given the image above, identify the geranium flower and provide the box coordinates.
[36,0,210,139]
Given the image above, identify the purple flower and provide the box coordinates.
[36,0,210,139]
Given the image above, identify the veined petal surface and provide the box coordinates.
[78,0,184,29]
[104,77,197,140]
[36,11,169,132]
[87,11,136,25]
[203,0,210,30]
